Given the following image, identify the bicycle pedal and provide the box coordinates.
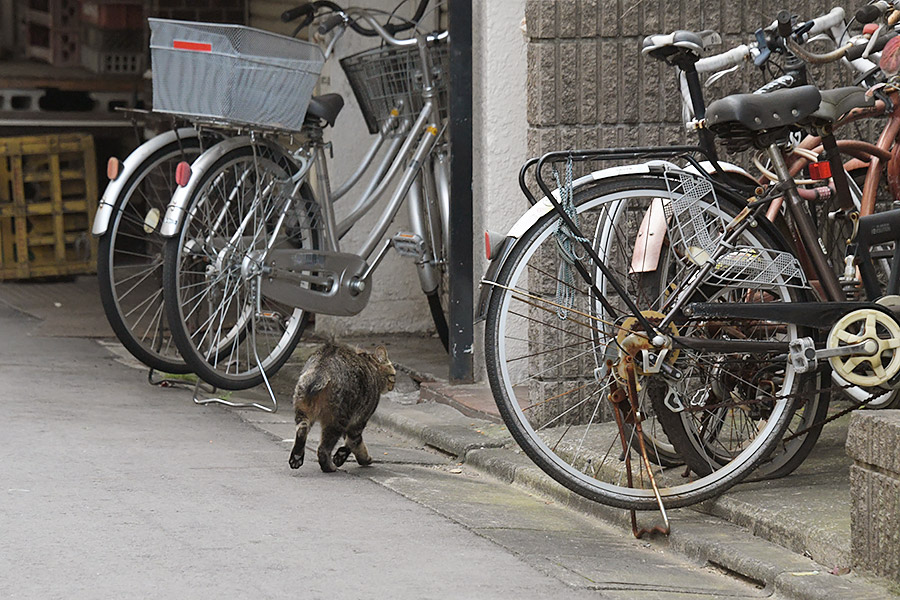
[391,232,426,259]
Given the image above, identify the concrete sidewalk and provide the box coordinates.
[1,276,897,599]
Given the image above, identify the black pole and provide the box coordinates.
[448,0,474,383]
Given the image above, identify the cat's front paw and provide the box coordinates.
[332,446,351,467]
[289,451,305,469]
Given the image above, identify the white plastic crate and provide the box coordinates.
[149,18,325,132]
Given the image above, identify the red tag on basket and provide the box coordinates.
[173,40,212,52]
[808,160,832,180]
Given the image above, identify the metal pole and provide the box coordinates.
[448,0,474,383]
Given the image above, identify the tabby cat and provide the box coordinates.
[289,342,395,472]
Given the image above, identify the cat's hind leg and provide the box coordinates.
[344,427,373,467]
[317,425,343,472]
[332,445,352,467]
[289,411,310,469]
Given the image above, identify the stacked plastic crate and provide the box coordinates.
[19,0,82,67]
[80,0,145,75]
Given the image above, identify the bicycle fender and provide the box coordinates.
[631,160,758,273]
[476,162,671,322]
[160,136,263,238]
[92,128,200,237]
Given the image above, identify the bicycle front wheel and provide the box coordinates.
[163,141,318,390]
[97,134,203,374]
[485,174,809,509]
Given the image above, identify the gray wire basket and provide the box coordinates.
[149,19,325,132]
[340,41,449,136]
[663,171,808,289]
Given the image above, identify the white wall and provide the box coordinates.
[472,0,528,377]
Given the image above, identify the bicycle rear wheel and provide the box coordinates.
[163,141,318,390]
[485,174,810,509]
[97,134,203,374]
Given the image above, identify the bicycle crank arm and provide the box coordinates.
[260,249,372,316]
[788,336,879,374]
[681,301,891,329]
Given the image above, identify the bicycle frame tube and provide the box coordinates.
[337,124,409,238]
[330,111,402,201]
[432,151,451,255]
[767,144,845,301]
[314,143,339,252]
[336,104,433,243]
[360,116,441,260]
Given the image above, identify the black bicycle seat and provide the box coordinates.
[809,86,876,123]
[706,85,822,133]
[642,30,716,62]
[306,94,344,127]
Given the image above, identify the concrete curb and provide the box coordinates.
[367,397,899,600]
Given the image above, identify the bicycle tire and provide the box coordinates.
[163,141,318,390]
[485,174,809,509]
[97,135,203,374]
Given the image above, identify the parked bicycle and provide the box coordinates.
[481,3,900,515]
[151,2,450,391]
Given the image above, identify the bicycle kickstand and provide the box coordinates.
[607,358,671,538]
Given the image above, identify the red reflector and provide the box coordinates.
[107,157,121,181]
[864,23,880,36]
[173,40,212,52]
[485,231,492,260]
[175,161,192,187]
[809,160,832,180]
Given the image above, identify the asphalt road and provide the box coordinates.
[0,303,765,599]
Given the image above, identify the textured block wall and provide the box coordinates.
[524,0,872,158]
[846,411,900,582]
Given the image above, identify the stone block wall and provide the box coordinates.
[846,410,900,583]
[524,0,872,158]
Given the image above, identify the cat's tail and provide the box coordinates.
[297,368,329,399]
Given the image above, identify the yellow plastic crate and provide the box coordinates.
[0,134,98,280]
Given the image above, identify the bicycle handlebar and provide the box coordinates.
[281,0,429,37]
[804,6,845,36]
[281,3,313,23]
[345,8,447,47]
[318,13,345,35]
[845,28,898,60]
[857,1,891,24]
[696,45,752,73]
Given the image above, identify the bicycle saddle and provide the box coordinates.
[706,85,822,133]
[809,86,876,123]
[642,30,720,62]
[306,93,344,127]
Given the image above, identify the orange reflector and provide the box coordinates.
[107,157,121,181]
[808,160,832,180]
[175,161,192,187]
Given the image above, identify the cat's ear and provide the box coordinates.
[374,345,389,363]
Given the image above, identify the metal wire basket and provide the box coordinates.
[149,19,325,132]
[340,41,449,136]
[663,171,808,289]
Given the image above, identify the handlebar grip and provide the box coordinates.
[281,3,313,22]
[318,13,345,35]
[845,29,898,60]
[695,44,751,73]
[807,7,845,35]
[857,1,890,24]
[777,10,793,38]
